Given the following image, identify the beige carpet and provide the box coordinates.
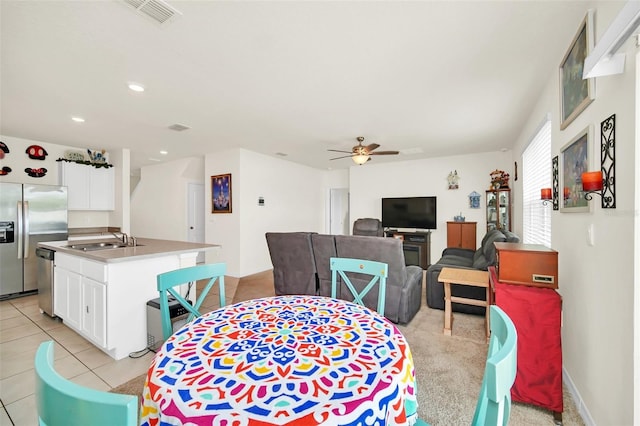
[112,271,583,425]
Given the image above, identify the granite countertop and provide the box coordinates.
[38,238,220,263]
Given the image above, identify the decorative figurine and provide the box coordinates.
[469,191,481,209]
[447,170,460,189]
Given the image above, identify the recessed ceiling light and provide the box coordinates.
[128,83,145,92]
[159,150,168,155]
[71,116,85,123]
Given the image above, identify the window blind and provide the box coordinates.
[522,118,551,246]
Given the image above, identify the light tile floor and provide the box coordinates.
[0,277,238,425]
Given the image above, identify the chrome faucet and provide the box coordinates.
[111,231,129,245]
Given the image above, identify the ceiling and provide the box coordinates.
[1,0,594,173]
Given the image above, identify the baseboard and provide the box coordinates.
[563,367,596,426]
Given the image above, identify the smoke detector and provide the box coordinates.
[123,0,182,25]
[168,123,190,131]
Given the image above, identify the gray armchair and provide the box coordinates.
[334,235,423,324]
[352,218,383,237]
[265,232,318,295]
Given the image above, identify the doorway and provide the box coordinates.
[187,182,205,263]
[329,188,349,235]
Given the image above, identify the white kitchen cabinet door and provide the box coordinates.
[59,162,114,210]
[60,162,91,209]
[53,267,82,330]
[89,167,115,210]
[81,277,107,347]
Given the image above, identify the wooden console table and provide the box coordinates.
[438,267,490,340]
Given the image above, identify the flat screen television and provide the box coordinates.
[382,196,437,230]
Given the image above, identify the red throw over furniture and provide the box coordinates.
[489,266,563,421]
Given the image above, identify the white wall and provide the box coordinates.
[205,149,325,277]
[0,134,117,229]
[510,2,636,423]
[349,151,513,259]
[130,156,204,240]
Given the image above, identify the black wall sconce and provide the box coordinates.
[581,114,616,208]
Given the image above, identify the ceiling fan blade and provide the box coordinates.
[365,143,380,152]
[370,151,400,155]
[330,154,355,160]
[328,149,354,154]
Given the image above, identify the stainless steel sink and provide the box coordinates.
[65,242,143,251]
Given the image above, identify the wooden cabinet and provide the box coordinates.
[446,221,476,249]
[59,162,115,211]
[486,189,511,232]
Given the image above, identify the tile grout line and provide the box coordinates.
[8,299,115,392]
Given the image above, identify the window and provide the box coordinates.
[522,117,551,246]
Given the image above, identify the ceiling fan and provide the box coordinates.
[329,137,400,165]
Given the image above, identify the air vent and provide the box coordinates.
[123,0,182,25]
[168,123,190,131]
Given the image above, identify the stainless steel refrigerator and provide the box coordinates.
[0,183,67,298]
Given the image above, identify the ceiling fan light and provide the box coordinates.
[352,154,369,165]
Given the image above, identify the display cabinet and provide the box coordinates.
[486,189,511,232]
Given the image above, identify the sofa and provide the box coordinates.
[426,229,520,315]
[265,232,423,324]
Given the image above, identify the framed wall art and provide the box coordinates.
[559,9,595,131]
[560,127,591,213]
[211,173,232,213]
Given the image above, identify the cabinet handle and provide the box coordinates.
[86,306,89,314]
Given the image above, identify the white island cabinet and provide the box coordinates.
[45,238,218,360]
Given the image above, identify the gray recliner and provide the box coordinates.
[333,235,423,324]
[265,232,318,296]
[352,218,384,237]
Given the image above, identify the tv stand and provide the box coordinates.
[386,231,431,269]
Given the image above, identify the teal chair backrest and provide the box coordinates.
[330,257,388,314]
[34,341,138,426]
[471,305,518,426]
[157,262,226,340]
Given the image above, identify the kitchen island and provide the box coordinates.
[38,238,220,360]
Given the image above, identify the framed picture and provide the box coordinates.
[211,173,232,213]
[559,10,595,130]
[560,127,591,213]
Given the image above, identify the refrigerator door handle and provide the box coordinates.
[17,201,23,259]
[23,201,30,258]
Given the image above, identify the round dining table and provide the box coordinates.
[140,295,418,425]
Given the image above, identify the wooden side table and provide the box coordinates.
[438,267,490,340]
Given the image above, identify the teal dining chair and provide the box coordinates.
[330,257,388,315]
[157,262,227,340]
[471,305,518,425]
[34,340,138,426]
[417,305,517,425]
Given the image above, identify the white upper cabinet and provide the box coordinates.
[59,162,115,211]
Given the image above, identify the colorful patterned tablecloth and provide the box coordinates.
[140,295,417,426]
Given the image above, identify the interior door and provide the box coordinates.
[329,188,349,235]
[187,183,205,263]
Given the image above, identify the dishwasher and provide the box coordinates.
[36,247,55,317]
